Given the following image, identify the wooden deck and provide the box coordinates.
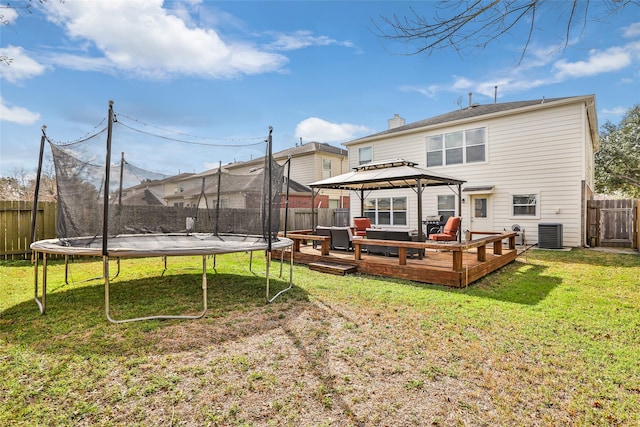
[276,230,520,288]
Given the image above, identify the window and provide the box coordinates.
[473,197,487,218]
[426,127,486,167]
[512,194,537,216]
[322,158,332,179]
[437,195,456,221]
[358,146,372,165]
[363,197,407,226]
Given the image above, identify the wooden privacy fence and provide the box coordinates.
[0,204,342,259]
[0,201,57,260]
[587,199,639,249]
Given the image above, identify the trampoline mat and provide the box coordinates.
[30,233,293,257]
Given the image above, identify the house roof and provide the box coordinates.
[120,188,164,206]
[180,141,347,179]
[310,159,465,191]
[345,95,598,146]
[274,141,347,158]
[165,171,310,200]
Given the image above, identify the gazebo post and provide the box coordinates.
[360,189,365,217]
[457,183,463,242]
[417,178,424,242]
[311,189,315,231]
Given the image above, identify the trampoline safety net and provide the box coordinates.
[48,108,285,244]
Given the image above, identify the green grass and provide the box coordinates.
[1,249,639,426]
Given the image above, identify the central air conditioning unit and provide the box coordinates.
[538,223,563,249]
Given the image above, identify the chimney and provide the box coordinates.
[388,114,406,129]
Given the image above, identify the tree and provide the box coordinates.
[1,0,52,64]
[374,0,639,63]
[595,105,640,198]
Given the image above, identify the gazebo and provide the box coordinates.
[309,159,466,242]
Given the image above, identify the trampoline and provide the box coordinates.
[30,101,295,323]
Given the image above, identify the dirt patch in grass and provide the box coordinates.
[100,299,497,426]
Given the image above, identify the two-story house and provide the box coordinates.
[343,95,599,247]
[227,141,349,209]
[162,141,348,210]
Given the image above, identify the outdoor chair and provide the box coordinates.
[314,226,332,249]
[429,216,461,242]
[330,226,354,251]
[385,229,421,258]
[353,217,372,236]
[365,228,388,256]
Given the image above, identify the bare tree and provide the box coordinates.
[1,0,60,64]
[374,0,639,63]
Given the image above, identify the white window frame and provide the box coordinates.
[363,196,408,226]
[426,127,486,167]
[358,146,373,165]
[322,158,332,179]
[437,194,456,221]
[511,193,539,218]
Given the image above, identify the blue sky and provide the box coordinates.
[1,1,639,177]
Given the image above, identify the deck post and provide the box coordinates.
[452,249,463,272]
[398,247,407,265]
[493,241,503,255]
[477,244,486,262]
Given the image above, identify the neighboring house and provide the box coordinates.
[161,141,348,209]
[226,141,349,209]
[343,95,599,247]
[163,167,312,209]
[119,173,193,206]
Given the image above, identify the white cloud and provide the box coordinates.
[267,30,354,51]
[42,0,288,79]
[601,107,627,116]
[553,47,632,78]
[399,84,440,98]
[623,22,640,38]
[0,46,47,83]
[295,117,371,143]
[0,7,18,24]
[0,96,41,125]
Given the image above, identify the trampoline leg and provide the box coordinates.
[105,255,208,324]
[265,251,270,303]
[65,255,120,284]
[266,243,294,304]
[34,251,46,314]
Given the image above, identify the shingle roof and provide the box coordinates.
[274,141,347,158]
[346,96,588,144]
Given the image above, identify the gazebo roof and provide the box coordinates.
[309,159,465,191]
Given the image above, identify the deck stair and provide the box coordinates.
[308,261,357,276]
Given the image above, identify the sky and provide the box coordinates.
[1,0,639,177]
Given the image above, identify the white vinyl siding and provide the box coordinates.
[347,99,594,246]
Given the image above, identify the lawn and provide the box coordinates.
[1,249,639,426]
